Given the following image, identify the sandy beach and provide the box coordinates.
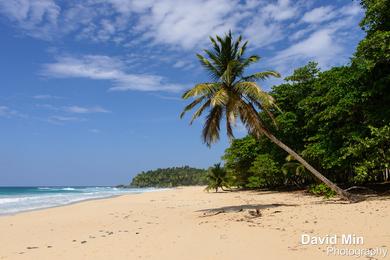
[0,186,389,260]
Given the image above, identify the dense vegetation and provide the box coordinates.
[130,166,207,188]
[129,1,389,197]
[221,0,389,191]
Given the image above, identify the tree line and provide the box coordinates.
[220,0,389,191]
[180,0,389,199]
[130,166,208,188]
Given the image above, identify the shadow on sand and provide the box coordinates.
[197,203,297,214]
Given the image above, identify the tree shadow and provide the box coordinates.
[197,203,297,214]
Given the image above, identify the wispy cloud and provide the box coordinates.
[271,2,363,73]
[41,55,183,92]
[33,94,62,100]
[64,105,109,114]
[0,105,25,118]
[302,6,336,24]
[47,115,84,125]
[0,0,60,39]
[0,105,17,117]
[36,103,110,114]
[88,128,101,134]
[0,0,304,51]
[271,28,343,69]
[1,0,364,80]
[263,0,299,21]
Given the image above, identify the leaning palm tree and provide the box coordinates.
[180,32,356,201]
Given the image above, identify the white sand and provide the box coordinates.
[0,186,389,259]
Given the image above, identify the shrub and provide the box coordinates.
[246,154,283,188]
[308,183,336,198]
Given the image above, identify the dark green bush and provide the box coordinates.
[308,184,336,198]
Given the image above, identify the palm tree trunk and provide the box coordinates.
[260,129,358,202]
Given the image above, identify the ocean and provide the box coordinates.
[0,186,158,215]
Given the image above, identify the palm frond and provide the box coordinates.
[182,83,220,99]
[221,60,240,85]
[242,71,281,82]
[225,97,239,140]
[190,100,211,125]
[180,96,205,118]
[238,41,248,58]
[235,81,276,108]
[211,89,228,106]
[196,54,221,80]
[209,36,220,53]
[202,105,223,146]
[241,55,260,69]
[237,99,265,138]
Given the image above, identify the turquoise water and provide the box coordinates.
[0,186,157,215]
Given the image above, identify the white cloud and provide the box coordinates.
[89,128,101,133]
[64,106,109,114]
[1,0,364,78]
[42,55,183,92]
[133,0,241,50]
[36,103,59,111]
[0,106,16,117]
[302,3,362,25]
[33,94,62,99]
[273,2,363,73]
[302,6,336,24]
[0,0,60,39]
[339,2,362,17]
[0,105,25,118]
[242,0,301,49]
[243,18,283,49]
[263,0,298,21]
[0,0,301,50]
[271,28,343,70]
[47,115,84,125]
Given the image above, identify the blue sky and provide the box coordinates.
[0,0,365,186]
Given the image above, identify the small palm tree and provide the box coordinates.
[282,155,312,187]
[205,163,230,192]
[180,32,355,201]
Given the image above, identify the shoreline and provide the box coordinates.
[0,187,169,217]
[0,194,127,218]
[0,186,388,259]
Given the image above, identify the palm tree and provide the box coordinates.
[282,155,312,188]
[205,163,230,192]
[180,32,356,201]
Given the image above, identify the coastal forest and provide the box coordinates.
[219,0,389,191]
[130,166,207,188]
[130,0,389,197]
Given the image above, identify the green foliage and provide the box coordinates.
[308,184,336,199]
[130,166,207,188]
[205,163,231,192]
[222,136,262,187]
[221,1,390,190]
[343,125,390,183]
[247,154,282,188]
[359,0,390,34]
